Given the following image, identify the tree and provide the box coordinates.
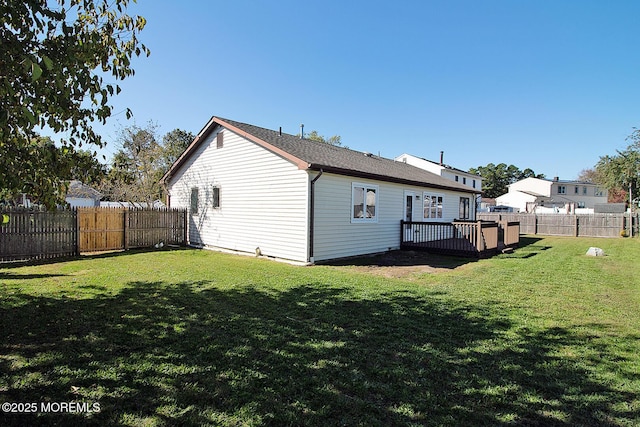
[161,128,195,171]
[101,122,163,203]
[0,0,149,207]
[577,168,599,183]
[298,130,345,147]
[0,136,106,208]
[595,130,640,208]
[100,124,194,203]
[468,163,545,199]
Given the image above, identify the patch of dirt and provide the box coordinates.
[329,250,472,279]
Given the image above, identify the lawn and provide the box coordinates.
[0,236,638,426]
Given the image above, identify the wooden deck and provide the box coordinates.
[400,220,513,258]
[402,237,491,258]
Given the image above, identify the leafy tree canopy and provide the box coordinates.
[100,123,194,203]
[297,130,345,147]
[0,136,106,208]
[161,128,195,171]
[0,0,149,207]
[468,163,545,199]
[595,129,640,206]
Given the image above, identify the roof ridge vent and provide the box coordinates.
[363,152,372,157]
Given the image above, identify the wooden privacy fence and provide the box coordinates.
[478,213,638,238]
[78,208,125,252]
[0,208,77,262]
[1,207,186,263]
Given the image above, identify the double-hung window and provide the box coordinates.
[459,197,470,219]
[352,183,378,223]
[423,193,443,219]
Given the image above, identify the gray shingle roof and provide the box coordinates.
[66,180,101,199]
[164,117,478,194]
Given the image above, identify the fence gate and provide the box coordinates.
[78,208,126,252]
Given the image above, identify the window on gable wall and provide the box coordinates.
[190,187,199,214]
[423,193,443,219]
[212,186,220,208]
[351,183,378,222]
[217,131,224,149]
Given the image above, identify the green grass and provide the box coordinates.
[0,237,639,426]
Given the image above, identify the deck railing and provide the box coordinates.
[400,220,501,257]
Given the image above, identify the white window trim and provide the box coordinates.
[423,192,444,220]
[351,183,379,223]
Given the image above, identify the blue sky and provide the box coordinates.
[81,0,640,180]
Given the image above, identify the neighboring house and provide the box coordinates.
[496,177,608,213]
[479,198,496,211]
[100,200,166,209]
[394,153,482,192]
[161,117,480,264]
[65,180,102,208]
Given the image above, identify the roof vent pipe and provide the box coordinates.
[279,127,282,136]
[440,151,444,165]
[300,124,304,139]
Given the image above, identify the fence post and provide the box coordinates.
[183,209,188,245]
[574,215,579,237]
[123,209,129,251]
[74,207,80,256]
[534,214,538,235]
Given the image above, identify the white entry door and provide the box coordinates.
[403,191,417,241]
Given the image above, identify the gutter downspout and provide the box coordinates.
[308,169,323,263]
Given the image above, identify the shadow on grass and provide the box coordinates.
[325,250,475,269]
[0,281,636,426]
[0,246,194,269]
[0,272,68,280]
[496,236,552,259]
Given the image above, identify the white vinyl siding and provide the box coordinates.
[313,174,399,261]
[313,173,471,261]
[167,128,309,262]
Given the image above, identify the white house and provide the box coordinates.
[496,177,608,213]
[394,153,482,192]
[65,180,101,208]
[161,117,480,264]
